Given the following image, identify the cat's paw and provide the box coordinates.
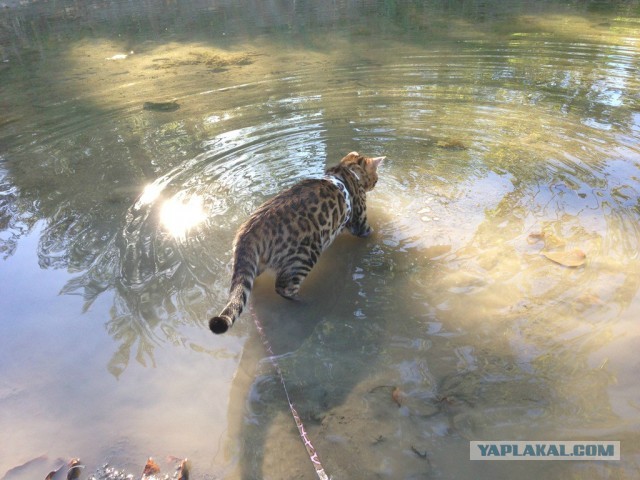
[350,224,373,237]
[359,225,373,237]
[276,284,301,300]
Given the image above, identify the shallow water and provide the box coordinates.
[1,1,640,479]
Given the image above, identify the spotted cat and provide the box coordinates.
[209,151,385,334]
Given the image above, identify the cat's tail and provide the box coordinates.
[209,251,256,334]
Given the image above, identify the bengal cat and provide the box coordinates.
[209,151,385,334]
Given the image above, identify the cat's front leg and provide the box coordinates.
[348,195,373,237]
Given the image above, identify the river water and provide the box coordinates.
[1,1,640,479]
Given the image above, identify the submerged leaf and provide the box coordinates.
[45,472,57,480]
[577,293,603,306]
[527,232,545,244]
[541,249,586,267]
[392,387,404,407]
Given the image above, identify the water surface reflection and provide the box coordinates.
[1,1,640,479]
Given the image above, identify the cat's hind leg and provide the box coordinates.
[274,249,319,299]
[275,266,308,299]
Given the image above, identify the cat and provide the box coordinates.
[209,151,385,334]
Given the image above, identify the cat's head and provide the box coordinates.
[339,151,385,191]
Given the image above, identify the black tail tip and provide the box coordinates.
[210,316,231,334]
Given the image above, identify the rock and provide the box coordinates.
[143,101,180,112]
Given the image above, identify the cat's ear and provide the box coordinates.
[371,156,385,168]
[341,151,360,164]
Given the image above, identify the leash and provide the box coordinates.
[251,307,331,480]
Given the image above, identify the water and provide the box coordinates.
[1,1,640,479]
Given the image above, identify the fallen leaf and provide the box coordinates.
[45,468,61,480]
[2,456,49,480]
[142,458,161,477]
[541,249,586,267]
[167,457,190,480]
[44,461,65,480]
[66,459,83,480]
[178,459,190,480]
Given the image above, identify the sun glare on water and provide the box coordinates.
[160,192,207,238]
[138,182,165,207]
[137,183,207,238]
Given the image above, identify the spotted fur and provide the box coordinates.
[209,151,385,334]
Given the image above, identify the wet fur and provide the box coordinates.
[209,151,384,334]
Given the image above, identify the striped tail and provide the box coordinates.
[209,252,256,334]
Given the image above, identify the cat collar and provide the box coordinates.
[323,175,352,230]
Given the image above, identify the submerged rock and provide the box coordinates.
[143,101,180,112]
[435,139,467,150]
